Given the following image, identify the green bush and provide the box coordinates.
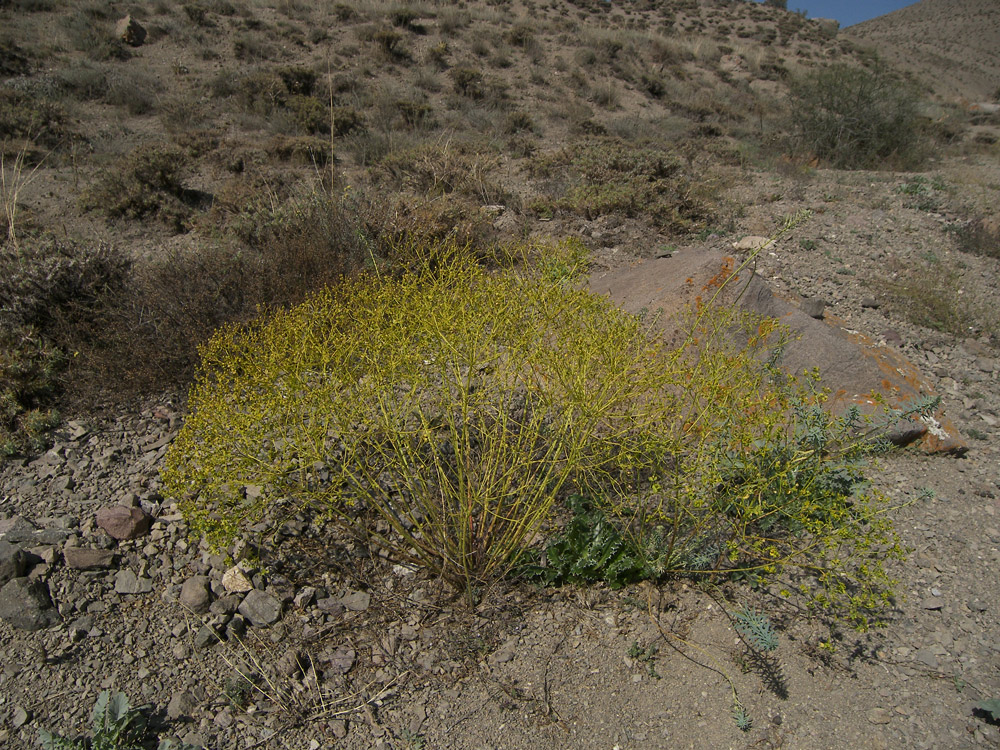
[788,62,923,169]
[164,239,909,624]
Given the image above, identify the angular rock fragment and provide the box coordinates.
[96,506,152,540]
[63,547,115,570]
[237,589,282,627]
[0,577,59,630]
[179,575,213,614]
[0,540,29,585]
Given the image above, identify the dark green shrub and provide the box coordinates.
[0,37,31,77]
[789,62,923,169]
[389,6,420,30]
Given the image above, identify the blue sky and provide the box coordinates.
[779,1,919,28]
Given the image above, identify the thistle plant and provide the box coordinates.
[733,607,778,653]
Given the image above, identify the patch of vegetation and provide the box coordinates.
[878,262,983,336]
[38,690,198,750]
[531,138,715,233]
[164,236,914,627]
[953,217,1000,259]
[788,62,924,169]
[0,241,130,455]
[81,144,196,227]
[0,87,69,150]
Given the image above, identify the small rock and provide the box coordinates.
[329,720,348,739]
[0,540,29,585]
[63,547,115,570]
[0,577,58,630]
[96,506,152,540]
[68,616,95,640]
[0,515,38,544]
[861,297,880,309]
[294,586,316,609]
[316,598,346,616]
[226,614,247,640]
[914,647,940,669]
[12,706,30,728]
[193,625,220,649]
[114,569,153,595]
[327,646,356,675]
[167,691,198,720]
[222,566,253,594]
[210,594,241,616]
[968,599,988,612]
[801,298,826,319]
[50,475,75,493]
[238,590,282,627]
[733,235,771,251]
[277,649,304,677]
[921,597,945,610]
[867,707,892,725]
[179,575,213,614]
[340,590,371,612]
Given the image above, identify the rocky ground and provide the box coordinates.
[3,153,1000,749]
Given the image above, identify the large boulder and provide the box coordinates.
[590,249,966,454]
[115,15,147,47]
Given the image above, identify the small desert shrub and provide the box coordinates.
[0,240,130,454]
[788,62,923,169]
[81,143,194,226]
[60,183,373,395]
[163,240,910,624]
[878,261,982,336]
[450,67,484,98]
[233,32,278,61]
[425,41,450,69]
[953,217,1000,259]
[163,244,679,592]
[532,138,715,233]
[104,69,162,115]
[0,87,68,149]
[371,28,408,59]
[377,142,506,204]
[0,37,31,77]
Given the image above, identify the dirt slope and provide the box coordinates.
[847,0,1000,101]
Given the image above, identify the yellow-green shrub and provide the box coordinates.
[163,239,905,622]
[163,242,676,593]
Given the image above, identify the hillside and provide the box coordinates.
[2,1,1000,749]
[847,0,1000,101]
